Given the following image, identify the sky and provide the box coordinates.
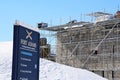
[0,0,120,41]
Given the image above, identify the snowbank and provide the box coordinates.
[0,41,107,80]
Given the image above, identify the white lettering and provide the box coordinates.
[21,39,27,45]
[20,70,32,74]
[20,63,27,67]
[28,42,36,48]
[21,57,31,61]
[20,39,37,48]
[20,77,28,80]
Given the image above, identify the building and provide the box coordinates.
[40,12,120,80]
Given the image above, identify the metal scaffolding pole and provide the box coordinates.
[82,22,119,68]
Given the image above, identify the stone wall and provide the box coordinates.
[56,24,120,80]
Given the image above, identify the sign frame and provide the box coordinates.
[12,21,40,80]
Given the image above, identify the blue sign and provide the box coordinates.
[12,22,40,80]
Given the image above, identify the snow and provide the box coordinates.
[15,20,39,32]
[0,41,108,80]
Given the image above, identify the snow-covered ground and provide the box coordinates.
[0,41,108,80]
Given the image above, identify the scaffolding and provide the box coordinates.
[40,17,120,80]
[39,26,57,61]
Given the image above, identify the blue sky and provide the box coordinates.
[0,0,120,41]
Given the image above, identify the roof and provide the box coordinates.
[39,18,120,32]
[39,21,93,31]
[87,12,112,17]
